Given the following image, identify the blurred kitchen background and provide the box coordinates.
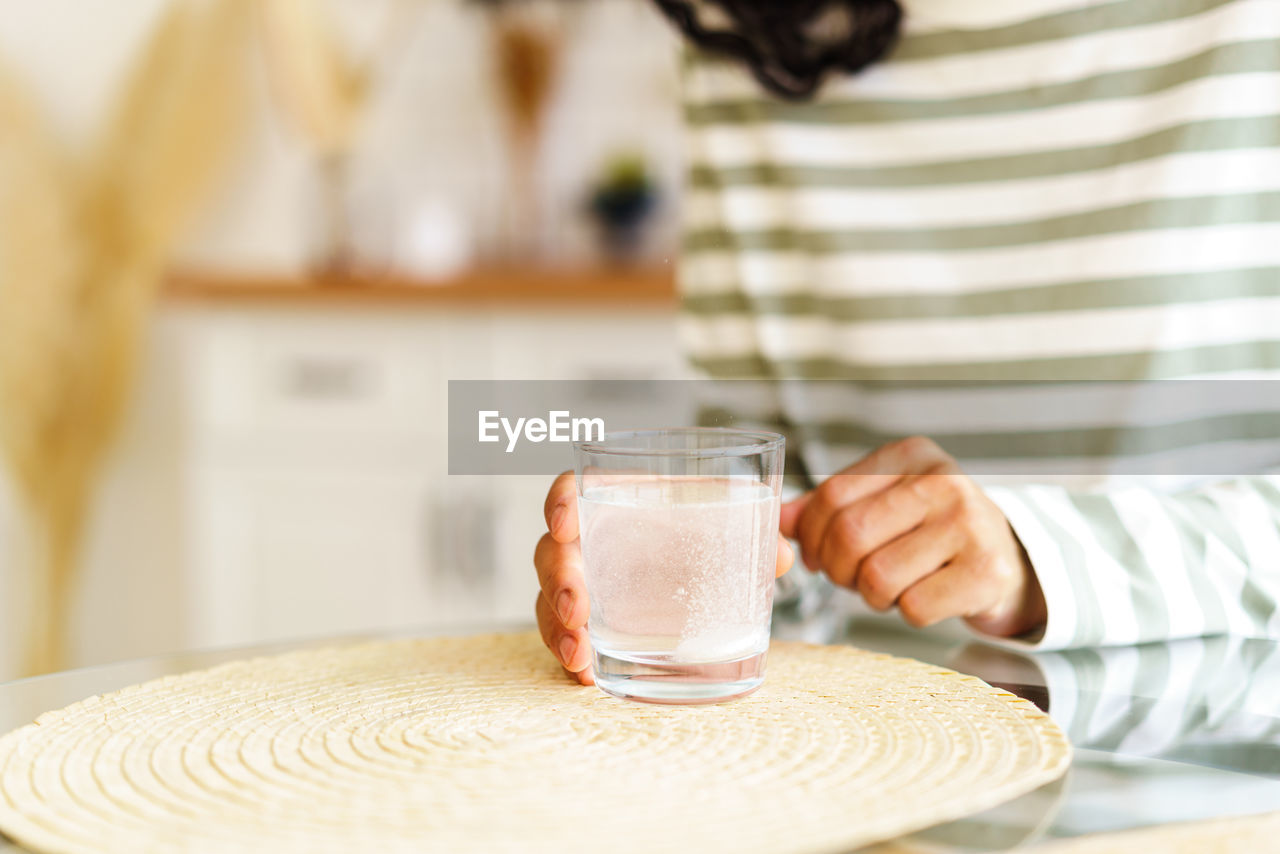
[0,0,690,681]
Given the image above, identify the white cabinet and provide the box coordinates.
[177,300,685,650]
[0,294,684,678]
[184,468,438,645]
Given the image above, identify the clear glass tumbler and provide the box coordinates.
[572,428,785,704]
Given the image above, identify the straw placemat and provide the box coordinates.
[0,632,1070,854]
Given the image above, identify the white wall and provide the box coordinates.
[0,0,684,273]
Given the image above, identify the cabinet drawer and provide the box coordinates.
[183,467,512,648]
[192,316,428,433]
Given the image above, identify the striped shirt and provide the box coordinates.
[677,0,1280,649]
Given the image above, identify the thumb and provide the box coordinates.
[779,492,811,539]
[775,536,794,578]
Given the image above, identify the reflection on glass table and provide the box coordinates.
[771,589,1280,851]
[2,608,1278,853]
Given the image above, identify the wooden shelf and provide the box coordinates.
[166,266,677,306]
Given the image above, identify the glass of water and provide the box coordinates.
[572,428,785,704]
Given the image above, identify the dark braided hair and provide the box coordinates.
[652,0,903,100]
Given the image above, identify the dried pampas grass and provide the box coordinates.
[258,0,370,159]
[257,0,421,273]
[0,0,250,676]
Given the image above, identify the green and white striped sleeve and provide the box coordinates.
[986,476,1280,650]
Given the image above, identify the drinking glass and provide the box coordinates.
[571,428,785,704]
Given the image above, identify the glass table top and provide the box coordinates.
[1,608,1277,852]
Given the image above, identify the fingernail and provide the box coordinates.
[558,634,578,667]
[551,504,566,534]
[556,589,575,625]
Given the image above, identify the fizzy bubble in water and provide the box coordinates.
[578,477,779,680]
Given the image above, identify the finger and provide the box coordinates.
[896,552,1001,629]
[864,436,951,475]
[854,517,965,611]
[793,436,948,570]
[794,472,902,571]
[536,593,594,681]
[534,532,589,630]
[779,493,811,539]
[775,536,794,578]
[818,473,946,588]
[543,470,580,543]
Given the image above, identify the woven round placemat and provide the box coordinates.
[0,632,1070,854]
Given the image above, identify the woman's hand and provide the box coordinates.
[534,472,595,684]
[780,437,1046,639]
[534,471,796,683]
